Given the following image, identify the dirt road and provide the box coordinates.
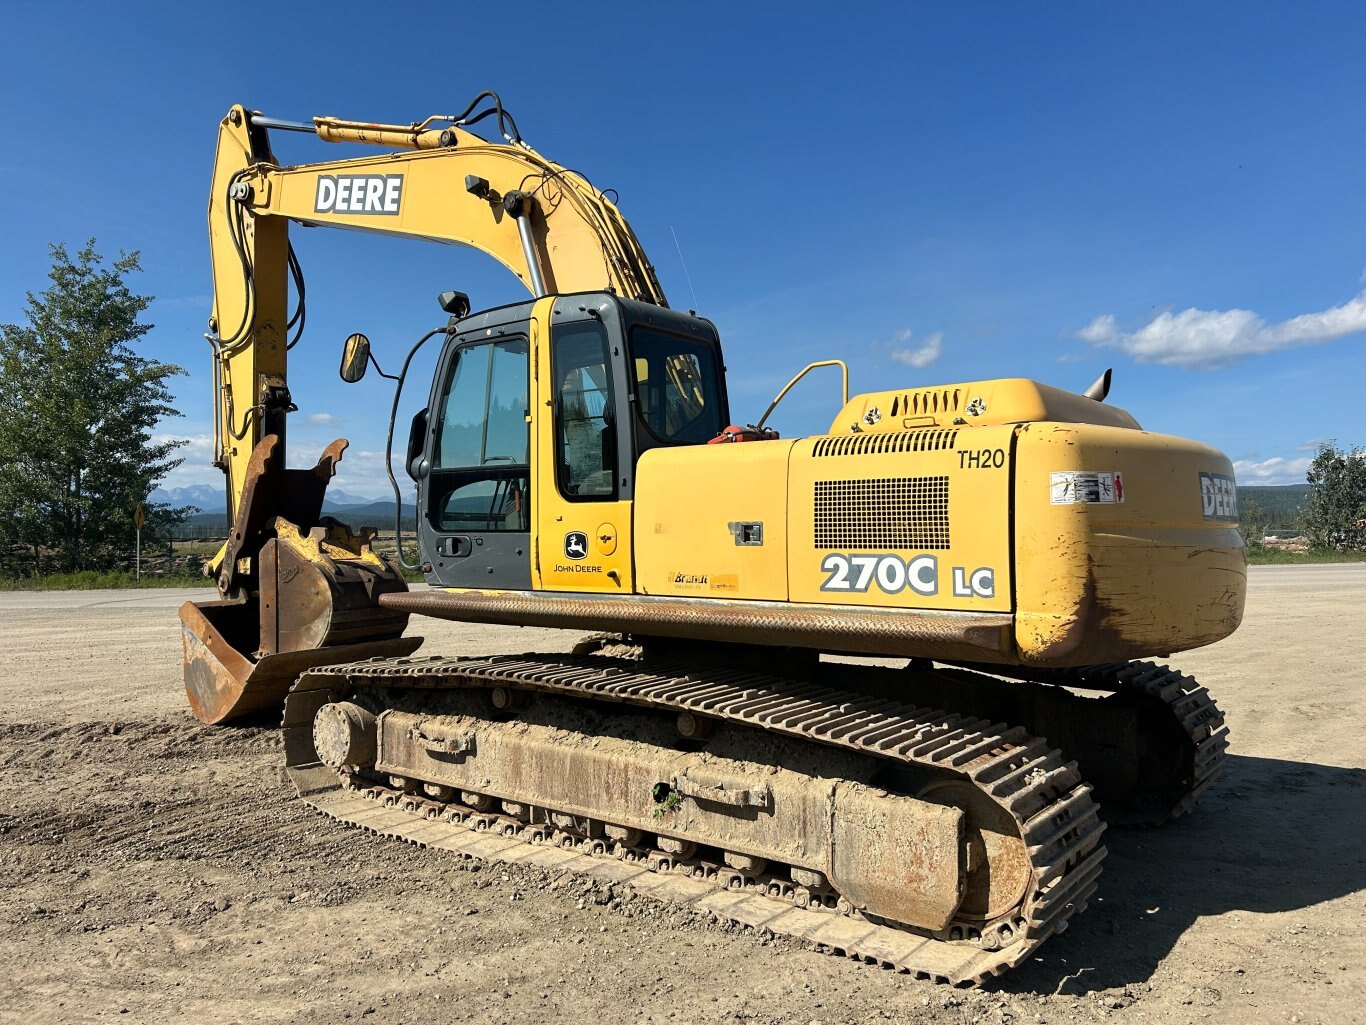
[2,566,1363,1024]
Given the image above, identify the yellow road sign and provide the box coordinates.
[134,504,145,530]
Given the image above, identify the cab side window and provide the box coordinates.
[630,327,725,445]
[553,321,617,500]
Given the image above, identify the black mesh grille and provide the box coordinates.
[813,476,950,550]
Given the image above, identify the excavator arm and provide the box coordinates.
[207,99,665,531]
[185,95,668,724]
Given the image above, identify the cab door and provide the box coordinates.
[532,297,635,592]
[417,309,533,590]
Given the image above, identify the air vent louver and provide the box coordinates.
[811,430,958,458]
[890,388,962,418]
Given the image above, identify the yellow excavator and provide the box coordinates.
[182,92,1245,984]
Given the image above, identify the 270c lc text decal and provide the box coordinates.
[820,553,995,599]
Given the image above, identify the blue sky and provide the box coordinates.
[2,2,1364,497]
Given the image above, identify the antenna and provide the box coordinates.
[670,226,701,312]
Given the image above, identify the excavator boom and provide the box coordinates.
[185,95,671,722]
[207,100,664,528]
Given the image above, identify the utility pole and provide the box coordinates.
[134,503,145,581]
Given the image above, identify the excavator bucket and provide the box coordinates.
[180,434,422,725]
[180,599,419,724]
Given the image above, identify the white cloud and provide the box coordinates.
[154,432,214,459]
[153,433,219,486]
[153,432,397,498]
[328,448,402,499]
[1077,288,1366,369]
[888,329,943,369]
[307,412,342,426]
[1232,455,1312,486]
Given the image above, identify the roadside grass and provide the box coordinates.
[0,570,215,591]
[1,565,425,589]
[1245,549,1366,566]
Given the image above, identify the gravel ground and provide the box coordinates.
[1,566,1363,1024]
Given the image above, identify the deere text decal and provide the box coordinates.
[1199,472,1239,521]
[315,174,404,215]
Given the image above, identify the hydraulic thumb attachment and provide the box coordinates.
[179,435,421,725]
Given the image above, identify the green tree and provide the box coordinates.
[1237,498,1270,550]
[0,241,186,574]
[1303,442,1366,551]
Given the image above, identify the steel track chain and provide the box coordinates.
[284,652,1108,985]
[573,639,1227,826]
[978,660,1228,825]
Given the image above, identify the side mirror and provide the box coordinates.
[340,333,371,383]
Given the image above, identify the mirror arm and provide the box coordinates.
[385,326,451,571]
[368,350,401,382]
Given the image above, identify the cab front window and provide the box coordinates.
[428,338,530,532]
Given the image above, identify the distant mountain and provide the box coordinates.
[149,483,223,511]
[327,500,417,523]
[327,489,389,508]
[152,483,389,513]
[1238,483,1309,529]
[167,481,1309,534]
[185,500,415,531]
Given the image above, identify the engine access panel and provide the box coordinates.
[633,425,1014,614]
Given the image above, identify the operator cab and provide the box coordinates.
[404,292,729,589]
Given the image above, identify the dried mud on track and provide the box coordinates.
[1,568,1363,1025]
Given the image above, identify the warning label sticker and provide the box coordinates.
[1050,471,1125,505]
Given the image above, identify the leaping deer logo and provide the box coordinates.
[564,532,589,560]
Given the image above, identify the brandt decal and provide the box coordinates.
[314,174,404,215]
